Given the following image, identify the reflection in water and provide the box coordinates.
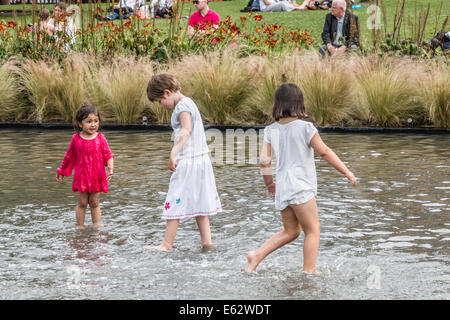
[0,129,448,299]
[64,227,121,263]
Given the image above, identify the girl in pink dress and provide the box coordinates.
[56,105,114,229]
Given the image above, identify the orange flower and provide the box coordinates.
[124,20,131,28]
[107,21,115,28]
[97,7,104,13]
[254,14,262,21]
[7,21,17,28]
[144,22,153,28]
[239,16,247,23]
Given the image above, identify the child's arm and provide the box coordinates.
[169,111,192,172]
[310,133,357,186]
[107,158,114,181]
[101,134,114,181]
[56,136,76,182]
[260,140,275,197]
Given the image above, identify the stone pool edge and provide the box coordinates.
[0,122,449,134]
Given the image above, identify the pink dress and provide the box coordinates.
[57,132,114,193]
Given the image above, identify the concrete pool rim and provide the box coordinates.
[0,122,449,134]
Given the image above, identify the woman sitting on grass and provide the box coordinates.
[48,2,77,49]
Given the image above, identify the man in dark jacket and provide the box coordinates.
[319,0,360,56]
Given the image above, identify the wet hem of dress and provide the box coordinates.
[72,189,108,193]
[162,207,222,221]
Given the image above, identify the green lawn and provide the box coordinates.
[0,0,449,48]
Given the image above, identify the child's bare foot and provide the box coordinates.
[146,243,173,252]
[92,222,103,228]
[245,251,258,273]
[76,224,85,229]
[201,244,214,253]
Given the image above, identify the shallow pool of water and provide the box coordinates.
[0,129,448,299]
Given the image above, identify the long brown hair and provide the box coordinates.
[272,83,307,121]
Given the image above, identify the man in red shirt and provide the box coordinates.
[187,0,220,38]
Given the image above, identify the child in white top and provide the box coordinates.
[245,83,356,273]
[146,73,222,252]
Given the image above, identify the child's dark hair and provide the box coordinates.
[272,83,307,121]
[38,8,50,21]
[147,73,181,102]
[74,105,101,132]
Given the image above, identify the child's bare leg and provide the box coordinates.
[147,219,179,252]
[245,206,301,272]
[88,192,102,228]
[76,192,89,229]
[290,197,320,272]
[195,215,213,251]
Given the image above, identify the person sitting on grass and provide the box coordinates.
[95,0,138,21]
[36,8,54,35]
[151,0,174,19]
[319,0,359,57]
[187,0,220,38]
[298,0,331,10]
[259,0,307,12]
[48,2,77,48]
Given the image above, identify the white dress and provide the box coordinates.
[162,97,222,222]
[264,120,318,210]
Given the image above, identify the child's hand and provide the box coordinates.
[168,152,178,172]
[266,182,276,197]
[107,167,114,181]
[345,171,357,187]
[56,173,64,182]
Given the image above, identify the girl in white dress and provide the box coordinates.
[245,83,357,273]
[146,73,222,252]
